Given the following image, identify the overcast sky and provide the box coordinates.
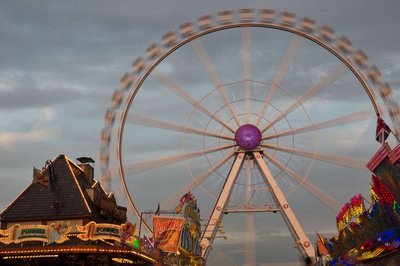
[1,1,400,265]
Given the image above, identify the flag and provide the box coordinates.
[376,116,391,144]
[175,191,193,214]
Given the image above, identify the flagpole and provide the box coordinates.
[392,131,400,144]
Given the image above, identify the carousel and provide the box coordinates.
[0,155,155,266]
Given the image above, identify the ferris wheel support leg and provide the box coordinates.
[253,151,316,265]
[200,153,245,260]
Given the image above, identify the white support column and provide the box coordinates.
[200,153,245,259]
[253,151,316,265]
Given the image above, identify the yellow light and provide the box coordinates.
[3,254,58,259]
[112,258,134,264]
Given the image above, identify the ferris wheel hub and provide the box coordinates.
[234,124,262,150]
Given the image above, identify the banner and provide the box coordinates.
[76,221,136,244]
[153,216,185,253]
[0,223,71,244]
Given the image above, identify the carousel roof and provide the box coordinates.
[0,155,92,222]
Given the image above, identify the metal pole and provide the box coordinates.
[138,212,144,238]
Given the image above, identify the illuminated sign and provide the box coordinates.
[0,223,71,244]
[76,221,136,244]
[18,227,47,241]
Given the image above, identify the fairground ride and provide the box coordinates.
[100,9,400,265]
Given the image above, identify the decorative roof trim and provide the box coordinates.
[366,143,391,171]
[65,157,92,214]
[389,144,400,164]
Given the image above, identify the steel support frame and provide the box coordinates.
[200,150,316,265]
[200,153,245,258]
[253,151,316,264]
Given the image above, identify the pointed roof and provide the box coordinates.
[0,155,92,222]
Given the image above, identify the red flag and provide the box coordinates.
[376,117,391,144]
[175,192,193,213]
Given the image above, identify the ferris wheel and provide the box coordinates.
[100,9,400,264]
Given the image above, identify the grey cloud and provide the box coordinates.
[0,74,82,109]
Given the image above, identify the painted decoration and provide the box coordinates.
[153,216,185,253]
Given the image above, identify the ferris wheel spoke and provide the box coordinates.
[153,70,236,133]
[192,39,241,127]
[242,28,252,124]
[126,113,234,141]
[263,152,341,211]
[262,143,367,171]
[162,151,234,209]
[255,35,302,127]
[261,64,347,133]
[125,143,235,175]
[262,109,374,140]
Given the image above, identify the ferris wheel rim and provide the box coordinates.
[118,21,381,234]
[99,9,399,234]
